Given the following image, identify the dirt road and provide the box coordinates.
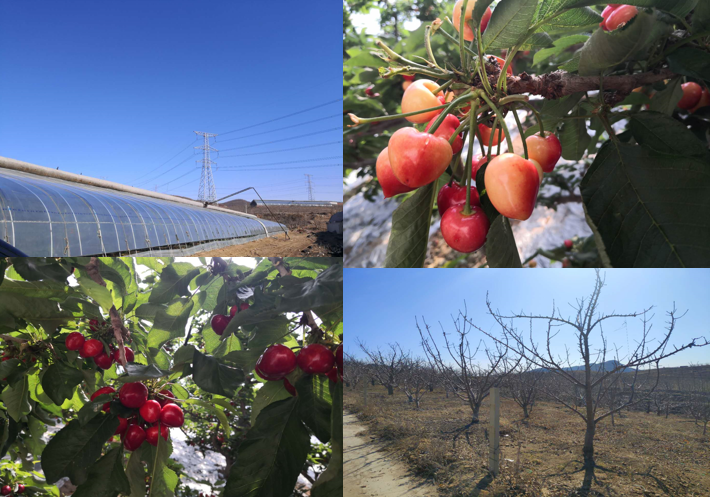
[344,413,438,497]
[191,229,340,257]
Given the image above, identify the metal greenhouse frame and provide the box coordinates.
[0,157,286,257]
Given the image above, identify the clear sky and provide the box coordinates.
[0,1,342,202]
[345,269,710,368]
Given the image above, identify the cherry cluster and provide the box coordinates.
[255,344,343,394]
[210,302,250,336]
[0,484,24,497]
[90,382,183,451]
[1,345,37,365]
[599,4,638,31]
[65,318,134,370]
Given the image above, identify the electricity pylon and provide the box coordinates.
[194,131,218,203]
[305,174,314,201]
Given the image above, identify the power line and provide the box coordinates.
[134,154,195,187]
[218,127,341,152]
[216,113,342,143]
[219,140,342,158]
[130,138,197,183]
[216,163,342,172]
[218,98,343,136]
[219,156,342,170]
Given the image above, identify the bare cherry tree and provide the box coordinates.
[504,359,545,419]
[398,356,429,409]
[357,339,405,395]
[343,353,366,388]
[467,270,709,493]
[417,307,518,428]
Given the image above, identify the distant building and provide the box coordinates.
[251,200,340,207]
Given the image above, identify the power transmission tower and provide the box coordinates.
[304,174,314,201]
[194,131,218,203]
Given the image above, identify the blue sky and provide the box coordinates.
[0,1,342,202]
[345,269,710,368]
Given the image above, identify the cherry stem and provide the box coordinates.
[432,79,454,96]
[478,93,515,154]
[439,23,478,58]
[376,40,450,78]
[511,107,529,160]
[458,0,470,74]
[516,100,546,137]
[464,99,479,215]
[487,115,499,162]
[426,91,475,134]
[476,26,494,96]
[347,104,449,125]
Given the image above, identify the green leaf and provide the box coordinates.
[41,413,119,485]
[146,297,194,349]
[76,394,113,426]
[73,447,131,497]
[693,0,710,32]
[577,12,668,76]
[250,381,293,426]
[344,48,385,68]
[485,216,523,268]
[581,141,710,267]
[518,32,553,50]
[42,362,85,406]
[667,47,710,85]
[126,445,147,497]
[533,35,588,66]
[192,350,244,399]
[559,109,591,161]
[142,435,177,496]
[649,78,684,115]
[384,183,435,268]
[76,272,114,313]
[311,382,343,497]
[184,399,231,437]
[471,0,494,28]
[536,7,601,35]
[296,375,332,444]
[119,363,172,383]
[149,263,200,304]
[541,92,585,117]
[11,259,72,282]
[629,111,708,158]
[223,317,290,371]
[222,397,310,496]
[1,375,31,422]
[482,0,539,51]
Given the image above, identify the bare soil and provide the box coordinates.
[345,412,439,497]
[191,206,342,257]
[345,385,710,497]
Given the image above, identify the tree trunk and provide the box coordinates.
[704,421,708,436]
[345,381,350,387]
[581,420,596,493]
[610,409,615,427]
[471,400,482,424]
[445,387,449,398]
[387,385,394,395]
[415,399,420,409]
[522,405,529,419]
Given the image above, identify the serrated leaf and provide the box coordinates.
[485,216,523,268]
[537,7,601,35]
[483,0,539,51]
[42,362,85,406]
[142,434,176,496]
[384,183,435,268]
[126,444,147,497]
[250,381,292,426]
[146,297,194,349]
[119,363,171,383]
[559,109,591,161]
[192,350,244,399]
[630,111,708,158]
[693,0,710,32]
[222,397,310,496]
[649,78,683,115]
[667,47,710,85]
[311,382,343,497]
[581,141,710,267]
[41,413,119,485]
[296,375,332,444]
[1,376,31,422]
[533,35,588,66]
[73,447,131,497]
[541,92,585,117]
[149,263,200,304]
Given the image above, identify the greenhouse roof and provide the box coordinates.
[0,157,285,257]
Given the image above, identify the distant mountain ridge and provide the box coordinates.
[531,360,628,372]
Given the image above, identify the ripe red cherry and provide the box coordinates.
[441,204,490,253]
[79,339,104,358]
[15,486,24,494]
[283,378,296,396]
[115,417,128,435]
[376,147,415,199]
[690,87,710,113]
[211,314,231,335]
[1,485,11,496]
[437,182,480,216]
[229,305,238,317]
[678,82,703,110]
[88,319,100,332]
[255,344,297,381]
[564,239,573,249]
[240,303,249,312]
[94,351,113,370]
[484,153,540,221]
[65,332,85,351]
[112,347,135,363]
[335,345,343,375]
[326,366,340,384]
[425,114,464,155]
[526,133,562,173]
[123,424,146,451]
[388,127,454,188]
[156,389,175,407]
[604,5,637,31]
[90,386,116,411]
[478,124,505,147]
[119,382,149,408]
[146,424,169,446]
[139,400,162,423]
[365,86,375,97]
[160,403,185,427]
[402,74,415,82]
[297,344,336,375]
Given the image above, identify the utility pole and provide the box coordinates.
[194,131,218,203]
[304,174,314,201]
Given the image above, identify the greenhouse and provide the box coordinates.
[0,157,285,257]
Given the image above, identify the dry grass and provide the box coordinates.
[345,385,710,497]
